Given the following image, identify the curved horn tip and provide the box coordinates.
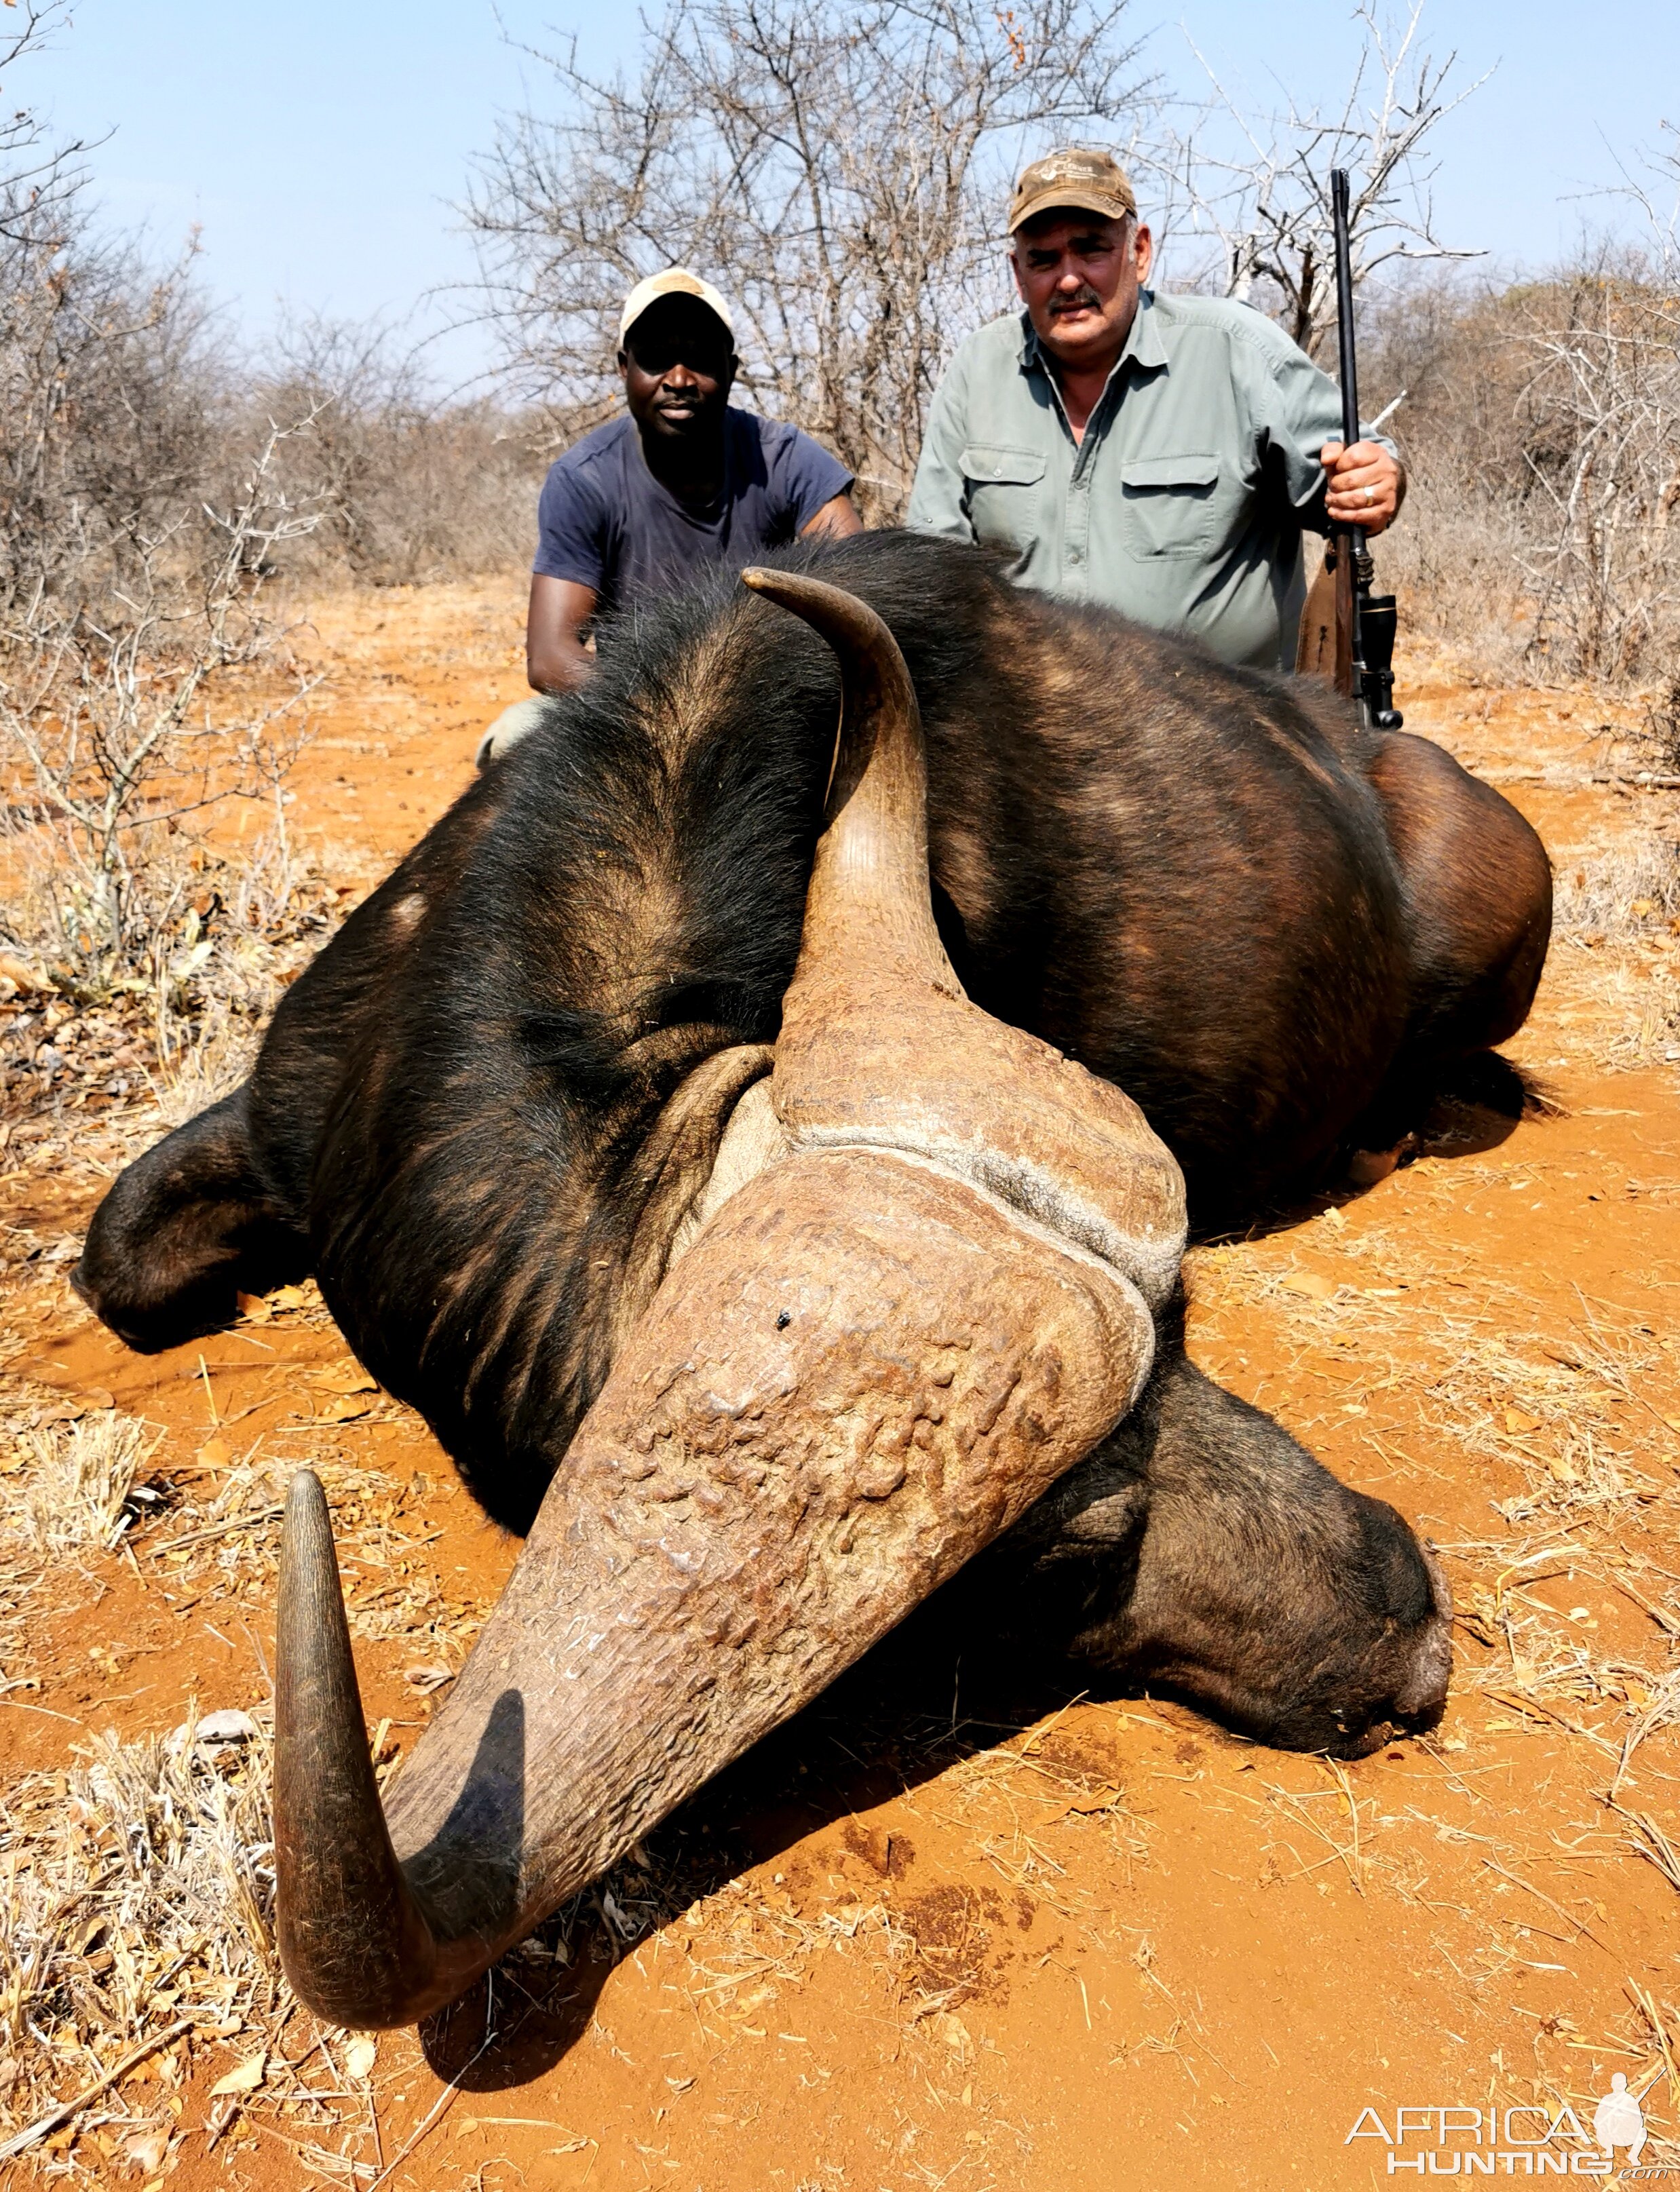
[283,1461,328,1554]
[738,566,884,637]
[276,1468,442,2026]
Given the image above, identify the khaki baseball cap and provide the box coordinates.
[619,267,735,349]
[1008,147,1137,234]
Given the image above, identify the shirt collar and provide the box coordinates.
[1018,288,1168,381]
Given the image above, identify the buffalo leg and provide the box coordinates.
[73,1090,309,1351]
[959,1313,1451,1758]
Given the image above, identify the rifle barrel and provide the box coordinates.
[1331,168,1360,453]
[1326,166,1403,733]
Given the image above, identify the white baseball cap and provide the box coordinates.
[619,267,736,349]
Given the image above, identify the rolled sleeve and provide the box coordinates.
[533,459,607,590]
[1253,338,1400,533]
[775,427,855,530]
[908,356,976,541]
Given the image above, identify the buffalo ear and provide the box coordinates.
[75,1090,307,1353]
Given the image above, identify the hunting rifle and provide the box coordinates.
[1316,168,1403,729]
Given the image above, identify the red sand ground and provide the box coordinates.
[3,579,1677,2190]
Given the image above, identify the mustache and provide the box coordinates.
[1050,288,1103,313]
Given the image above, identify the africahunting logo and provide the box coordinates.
[1345,2076,1671,2174]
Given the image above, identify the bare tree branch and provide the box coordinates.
[461,0,1157,520]
[1162,3,1488,357]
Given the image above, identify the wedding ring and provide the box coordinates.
[1364,485,1376,503]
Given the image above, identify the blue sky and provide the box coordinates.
[14,1,1676,389]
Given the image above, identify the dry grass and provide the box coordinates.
[1554,832,1680,945]
[0,1388,493,2171]
[0,1708,405,2183]
[0,1415,163,1562]
[147,1436,484,1661]
[0,808,348,1155]
[1540,803,1680,1075]
[0,1714,277,2168]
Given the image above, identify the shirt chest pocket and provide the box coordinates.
[1120,453,1221,558]
[961,444,1047,550]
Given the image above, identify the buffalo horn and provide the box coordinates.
[739,566,952,983]
[273,569,1186,2027]
[275,1469,473,2022]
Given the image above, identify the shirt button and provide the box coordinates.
[1069,546,1083,563]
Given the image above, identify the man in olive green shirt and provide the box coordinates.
[907,149,1405,672]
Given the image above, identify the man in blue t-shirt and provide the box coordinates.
[480,269,861,759]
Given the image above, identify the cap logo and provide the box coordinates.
[1007,147,1137,232]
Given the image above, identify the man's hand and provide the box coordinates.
[1321,440,1405,535]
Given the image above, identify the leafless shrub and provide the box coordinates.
[0,826,342,1133]
[1364,127,1680,689]
[465,0,1156,522]
[1160,1,1484,356]
[1510,265,1680,683]
[249,312,540,585]
[0,7,343,1047]
[1386,263,1680,690]
[0,6,225,630]
[0,417,324,1005]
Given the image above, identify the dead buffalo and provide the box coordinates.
[71,535,1545,2025]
